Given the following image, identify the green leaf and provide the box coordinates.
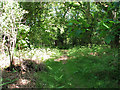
[103,23,109,29]
[105,36,112,44]
[68,23,73,26]
[76,30,82,36]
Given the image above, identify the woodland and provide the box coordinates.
[0,0,120,88]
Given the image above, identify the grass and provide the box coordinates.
[34,45,119,88]
[0,45,119,88]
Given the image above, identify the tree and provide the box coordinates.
[96,2,120,48]
[19,2,119,48]
[0,0,29,70]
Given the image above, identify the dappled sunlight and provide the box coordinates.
[21,71,26,75]
[0,46,119,88]
[1,59,39,88]
[54,55,68,61]
[89,52,99,56]
[8,84,19,88]
[15,48,61,64]
[7,78,31,88]
[17,79,30,85]
[0,55,10,69]
[1,1,119,88]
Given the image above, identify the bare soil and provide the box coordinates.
[1,59,46,89]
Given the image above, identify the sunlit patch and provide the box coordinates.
[21,71,26,75]
[8,84,19,88]
[54,55,68,62]
[17,79,30,85]
[16,48,61,63]
[7,79,31,88]
[89,52,98,56]
[0,55,10,69]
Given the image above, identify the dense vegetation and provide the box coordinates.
[0,0,119,88]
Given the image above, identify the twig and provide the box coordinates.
[0,78,18,87]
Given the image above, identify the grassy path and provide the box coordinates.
[34,47,119,88]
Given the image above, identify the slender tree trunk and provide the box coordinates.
[113,10,119,48]
[110,9,119,48]
[8,45,13,70]
[2,35,5,53]
[86,2,92,46]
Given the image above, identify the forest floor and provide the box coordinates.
[2,69,36,88]
[2,60,37,88]
[0,46,119,88]
[1,50,69,88]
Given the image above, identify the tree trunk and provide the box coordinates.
[8,46,14,71]
[110,8,119,48]
[86,2,92,46]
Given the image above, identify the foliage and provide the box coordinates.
[16,24,30,49]
[0,0,29,70]
[19,2,120,48]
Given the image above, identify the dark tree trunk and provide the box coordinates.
[55,40,58,46]
[8,41,15,71]
[114,34,119,48]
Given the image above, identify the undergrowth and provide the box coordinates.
[14,48,62,62]
[34,45,119,88]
